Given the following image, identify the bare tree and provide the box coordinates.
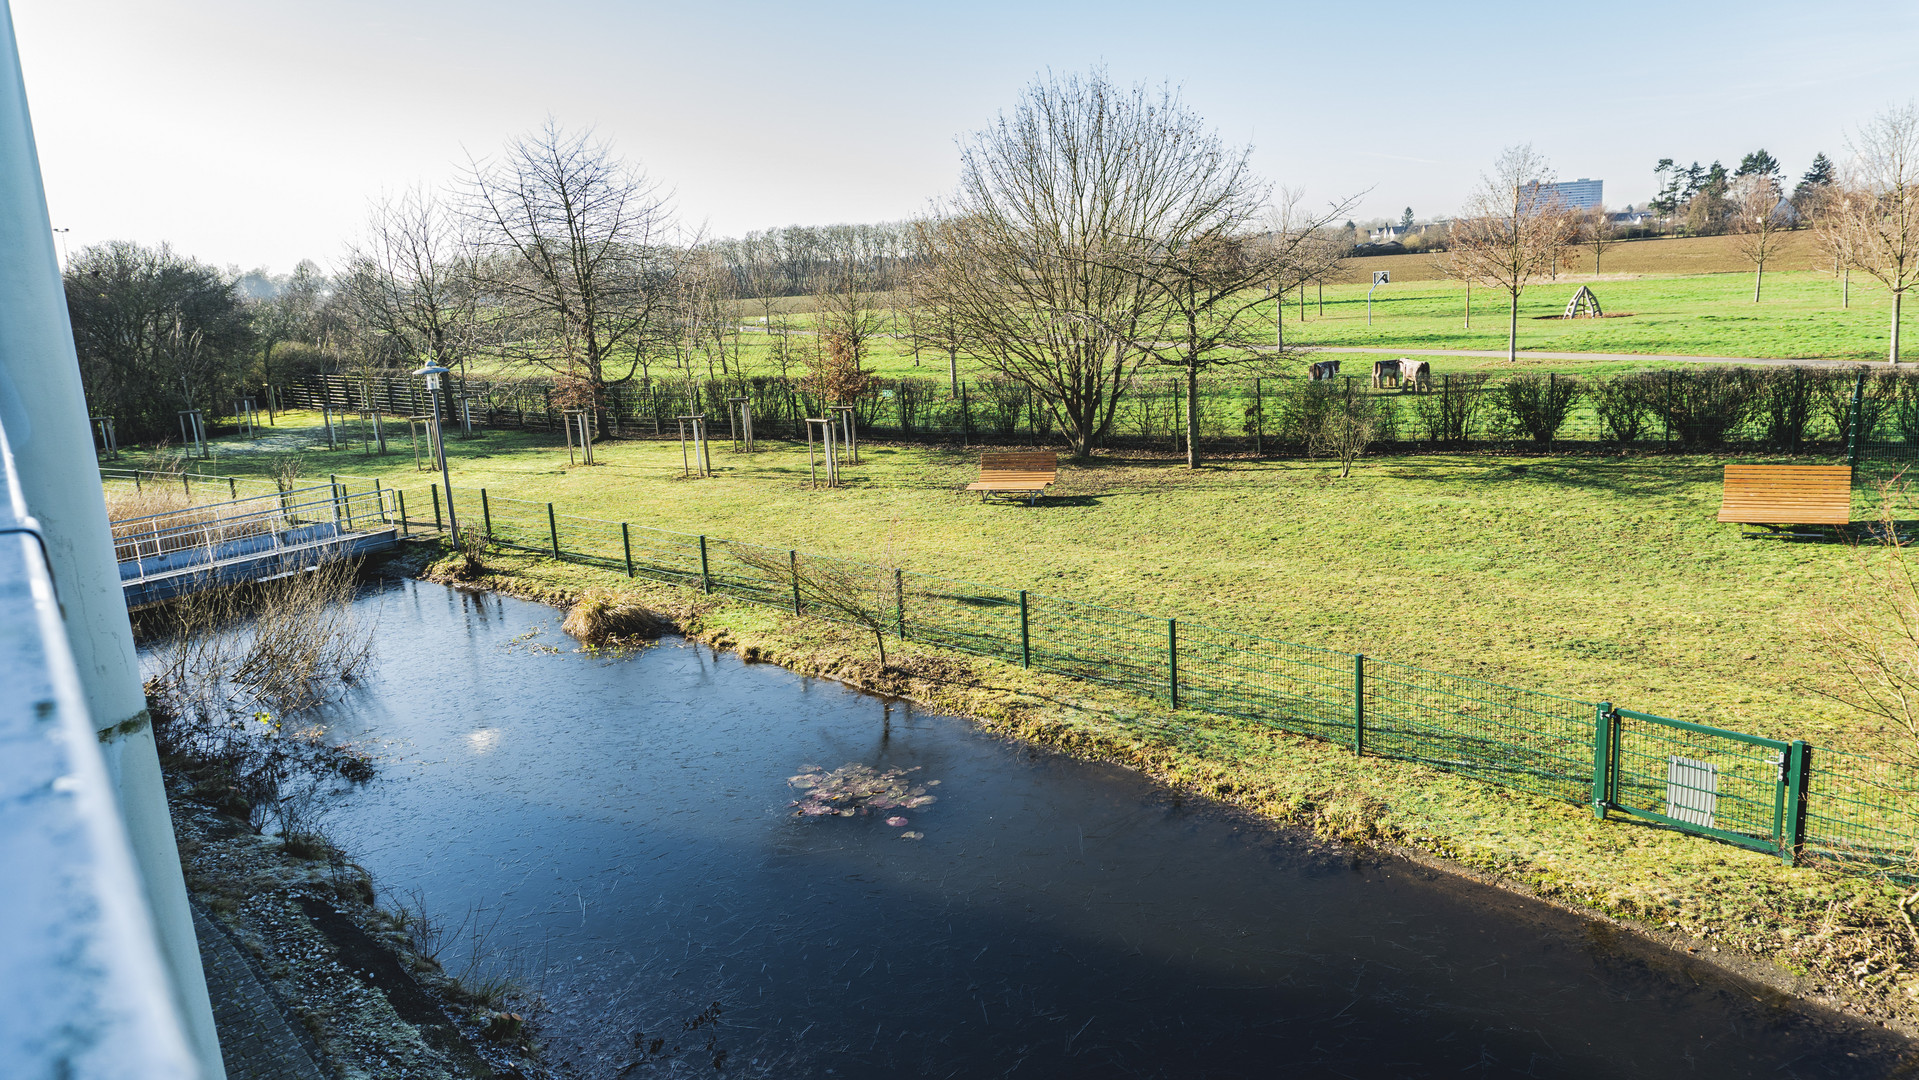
[921,71,1254,458]
[1266,189,1353,346]
[1580,205,1622,276]
[1731,175,1788,302]
[1112,194,1356,468]
[462,121,678,422]
[727,545,898,666]
[905,219,976,396]
[1831,104,1919,363]
[1808,485,1919,772]
[811,232,890,382]
[347,187,482,397]
[1808,184,1855,309]
[1445,145,1579,362]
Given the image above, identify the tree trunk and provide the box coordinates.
[1464,279,1471,330]
[1507,292,1519,362]
[1275,293,1283,347]
[947,348,958,398]
[1753,262,1763,303]
[1185,361,1200,469]
[1894,289,1905,365]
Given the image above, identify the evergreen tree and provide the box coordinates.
[1792,152,1837,210]
[1735,149,1782,181]
[1400,207,1414,228]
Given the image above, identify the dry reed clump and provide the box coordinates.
[561,589,671,647]
[143,556,378,834]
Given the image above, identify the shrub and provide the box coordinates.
[1305,382,1379,478]
[1588,373,1657,443]
[979,377,1026,435]
[1495,373,1582,444]
[1889,372,1919,446]
[1276,378,1333,446]
[141,558,377,831]
[1646,368,1758,447]
[1409,373,1489,444]
[1755,367,1817,450]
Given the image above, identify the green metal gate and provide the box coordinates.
[1592,705,1810,864]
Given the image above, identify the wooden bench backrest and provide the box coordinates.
[1718,464,1852,525]
[978,452,1058,478]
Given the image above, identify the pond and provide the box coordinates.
[309,579,1904,1078]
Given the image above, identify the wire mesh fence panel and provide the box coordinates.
[554,514,634,572]
[1607,709,1789,854]
[898,571,1022,664]
[705,539,805,609]
[474,495,554,555]
[1175,622,1353,742]
[620,525,702,587]
[1802,749,1919,875]
[1364,660,1594,804]
[1026,595,1170,702]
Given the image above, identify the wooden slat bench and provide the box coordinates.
[1717,464,1852,534]
[965,452,1058,505]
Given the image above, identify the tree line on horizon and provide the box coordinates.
[63,76,1919,463]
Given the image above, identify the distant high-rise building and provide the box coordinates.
[1524,178,1604,210]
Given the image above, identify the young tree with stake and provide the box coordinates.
[1445,145,1578,362]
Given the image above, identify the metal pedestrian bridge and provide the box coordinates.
[111,483,400,608]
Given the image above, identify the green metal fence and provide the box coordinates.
[320,479,1919,879]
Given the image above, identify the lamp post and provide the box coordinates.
[413,362,459,542]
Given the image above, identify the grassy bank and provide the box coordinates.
[181,421,1887,749]
[411,539,1919,1032]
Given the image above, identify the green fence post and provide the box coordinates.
[622,523,634,578]
[228,476,237,499]
[1783,739,1811,866]
[699,535,711,594]
[1167,618,1179,709]
[1352,654,1366,756]
[547,502,561,559]
[182,473,189,497]
[374,479,386,523]
[895,569,906,640]
[396,489,409,536]
[1019,590,1031,669]
[1846,372,1866,471]
[431,484,442,532]
[1591,702,1614,819]
[481,489,493,542]
[790,550,801,615]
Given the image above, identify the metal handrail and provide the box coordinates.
[114,488,393,583]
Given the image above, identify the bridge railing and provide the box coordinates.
[111,485,394,583]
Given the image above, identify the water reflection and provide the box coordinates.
[311,579,1909,1078]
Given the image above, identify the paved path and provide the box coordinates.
[1309,346,1889,368]
[193,903,329,1080]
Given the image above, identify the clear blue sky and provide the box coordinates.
[13,0,1918,274]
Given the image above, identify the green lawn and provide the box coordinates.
[163,413,1893,753]
[453,269,1906,391]
[1281,271,1906,361]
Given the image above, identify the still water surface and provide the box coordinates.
[312,580,1907,1078]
